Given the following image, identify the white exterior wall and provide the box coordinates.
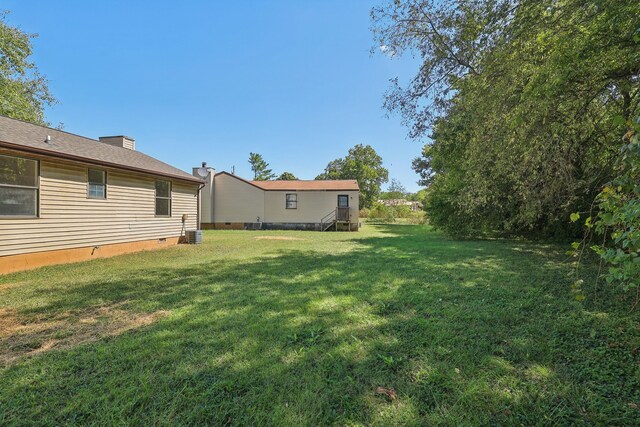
[211,173,264,223]
[263,190,359,224]
[196,172,359,226]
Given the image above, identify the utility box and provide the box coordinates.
[186,230,203,244]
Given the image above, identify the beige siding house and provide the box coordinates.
[195,169,359,231]
[0,115,202,274]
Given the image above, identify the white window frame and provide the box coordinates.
[155,180,172,217]
[0,154,39,218]
[87,168,107,199]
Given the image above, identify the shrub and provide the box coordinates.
[368,203,396,223]
[365,203,427,224]
[406,210,426,224]
[394,205,412,218]
[571,113,640,304]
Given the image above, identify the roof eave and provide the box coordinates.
[214,171,265,190]
[260,188,360,191]
[0,140,203,184]
[214,171,360,191]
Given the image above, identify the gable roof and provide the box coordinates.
[0,115,202,184]
[214,171,359,191]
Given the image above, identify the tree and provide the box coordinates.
[373,0,640,236]
[315,159,344,180]
[276,172,298,180]
[411,146,435,187]
[414,188,429,207]
[248,152,275,180]
[0,11,56,125]
[380,178,407,200]
[316,144,389,209]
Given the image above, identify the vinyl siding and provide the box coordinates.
[212,173,264,223]
[202,173,359,225]
[263,190,359,223]
[0,154,198,257]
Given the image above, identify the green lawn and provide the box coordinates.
[0,225,638,425]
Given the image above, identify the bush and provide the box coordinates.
[425,178,476,236]
[368,203,396,223]
[571,114,640,303]
[365,203,427,224]
[406,210,426,224]
[394,205,412,218]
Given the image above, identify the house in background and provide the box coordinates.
[194,166,359,231]
[0,115,202,274]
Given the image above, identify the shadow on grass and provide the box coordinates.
[0,225,638,425]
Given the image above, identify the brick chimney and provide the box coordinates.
[99,135,135,150]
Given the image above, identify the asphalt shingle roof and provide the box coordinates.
[0,115,201,183]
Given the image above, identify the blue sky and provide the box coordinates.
[5,1,424,191]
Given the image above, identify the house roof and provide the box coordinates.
[252,179,359,191]
[0,115,202,184]
[215,171,359,191]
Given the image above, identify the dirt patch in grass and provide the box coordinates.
[0,302,169,366]
[0,281,28,293]
[254,236,306,241]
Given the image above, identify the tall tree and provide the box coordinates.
[248,152,275,181]
[0,11,56,125]
[315,159,344,180]
[276,171,298,180]
[380,178,407,200]
[316,144,389,209]
[373,0,640,235]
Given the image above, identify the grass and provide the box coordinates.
[0,224,638,425]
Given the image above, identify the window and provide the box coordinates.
[338,195,349,208]
[0,154,39,217]
[286,193,297,209]
[87,169,106,199]
[155,180,171,216]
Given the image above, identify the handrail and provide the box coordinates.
[320,209,335,223]
[320,207,351,231]
[320,209,336,231]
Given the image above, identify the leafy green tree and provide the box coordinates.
[411,146,435,187]
[380,178,407,200]
[315,159,344,180]
[276,172,298,180]
[0,11,56,125]
[590,125,640,297]
[317,144,389,209]
[248,152,275,181]
[374,0,640,235]
[570,109,640,302]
